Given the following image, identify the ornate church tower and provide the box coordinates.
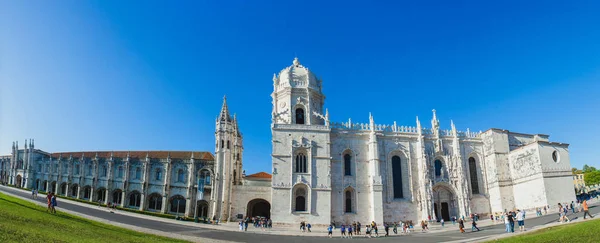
[271,58,332,225]
[212,96,243,221]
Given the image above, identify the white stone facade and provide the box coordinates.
[0,58,576,226]
[268,58,575,225]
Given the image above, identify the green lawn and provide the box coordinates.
[489,218,599,243]
[0,192,190,243]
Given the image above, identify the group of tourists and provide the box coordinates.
[46,192,57,214]
[329,221,398,238]
[238,217,272,231]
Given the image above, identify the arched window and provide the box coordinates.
[177,169,185,182]
[295,108,305,124]
[88,165,93,176]
[112,190,122,205]
[221,140,224,148]
[170,195,186,213]
[227,140,230,149]
[469,157,480,194]
[434,160,442,177]
[118,166,124,178]
[38,164,42,173]
[148,193,162,211]
[135,167,142,179]
[345,190,353,213]
[294,188,307,211]
[295,153,307,173]
[392,155,404,198]
[344,154,352,176]
[155,169,162,181]
[129,192,141,207]
[74,164,79,175]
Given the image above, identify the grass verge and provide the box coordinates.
[0,191,190,243]
[488,218,599,243]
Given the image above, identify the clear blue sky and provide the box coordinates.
[1,1,599,174]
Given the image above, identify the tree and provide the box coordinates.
[573,168,578,174]
[584,171,600,186]
[583,164,597,173]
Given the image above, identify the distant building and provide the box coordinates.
[574,173,585,190]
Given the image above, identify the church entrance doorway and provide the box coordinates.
[433,183,456,222]
[247,199,270,218]
[441,202,450,221]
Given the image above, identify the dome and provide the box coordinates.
[273,58,322,92]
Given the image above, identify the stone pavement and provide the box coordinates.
[1,185,598,243]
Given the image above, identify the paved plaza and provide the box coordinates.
[1,185,598,243]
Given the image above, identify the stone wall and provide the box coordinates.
[230,183,272,221]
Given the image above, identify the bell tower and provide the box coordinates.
[212,96,242,221]
[270,58,332,225]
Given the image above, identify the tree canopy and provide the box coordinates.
[584,171,600,186]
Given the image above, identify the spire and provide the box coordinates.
[25,139,28,149]
[218,95,232,122]
[369,113,375,132]
[431,109,440,132]
[451,120,457,136]
[293,57,300,66]
[31,139,34,149]
[416,116,422,134]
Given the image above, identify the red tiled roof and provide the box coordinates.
[244,172,272,179]
[49,151,214,160]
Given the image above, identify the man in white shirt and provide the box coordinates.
[516,209,525,232]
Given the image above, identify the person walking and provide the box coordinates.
[508,211,515,232]
[357,222,361,235]
[516,210,525,232]
[571,201,575,214]
[471,220,480,232]
[504,213,510,233]
[384,223,389,237]
[340,224,346,238]
[327,224,333,238]
[347,224,353,238]
[393,222,398,234]
[583,199,594,219]
[50,194,57,214]
[244,218,249,231]
[458,218,465,233]
[46,192,53,212]
[372,221,379,237]
[307,223,312,232]
[31,189,36,199]
[441,218,445,227]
